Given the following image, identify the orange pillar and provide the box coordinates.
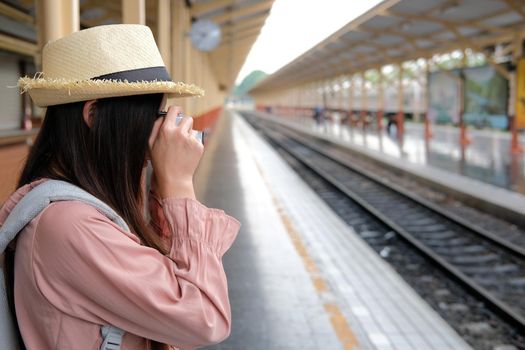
[348,78,354,127]
[397,64,405,138]
[338,76,345,125]
[510,69,523,154]
[360,73,367,129]
[424,113,433,140]
[510,45,524,154]
[459,69,471,146]
[424,59,433,140]
[511,116,523,153]
[377,68,384,132]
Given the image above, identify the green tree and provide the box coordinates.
[233,70,268,96]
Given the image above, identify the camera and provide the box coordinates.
[176,114,204,144]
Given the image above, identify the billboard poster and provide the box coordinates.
[428,70,460,124]
[463,65,508,129]
[428,65,509,129]
[516,58,525,129]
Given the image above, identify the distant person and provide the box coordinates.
[313,105,324,125]
[386,114,397,136]
[1,24,240,350]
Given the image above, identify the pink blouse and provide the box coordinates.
[1,179,240,350]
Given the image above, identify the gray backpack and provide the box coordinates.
[0,180,125,350]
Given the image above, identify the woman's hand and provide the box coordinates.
[149,106,204,199]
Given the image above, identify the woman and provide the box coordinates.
[0,24,240,350]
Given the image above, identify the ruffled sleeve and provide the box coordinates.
[149,190,240,257]
[163,198,239,258]
[32,195,240,349]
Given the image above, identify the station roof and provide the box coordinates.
[251,0,525,93]
[1,0,274,92]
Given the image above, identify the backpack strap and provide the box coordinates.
[0,180,130,253]
[0,180,127,350]
[101,325,125,350]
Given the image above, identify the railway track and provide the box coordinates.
[242,111,525,335]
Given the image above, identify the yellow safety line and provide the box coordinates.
[252,159,359,350]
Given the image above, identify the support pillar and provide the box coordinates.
[312,83,317,109]
[63,0,79,34]
[377,68,384,132]
[510,34,524,154]
[322,81,327,110]
[338,76,345,112]
[510,102,523,154]
[348,76,354,127]
[424,59,433,140]
[35,0,80,66]
[157,0,171,69]
[122,0,145,24]
[191,50,201,114]
[171,0,186,81]
[171,0,191,111]
[397,64,405,138]
[459,50,471,146]
[360,72,367,129]
[297,87,301,117]
[317,81,324,109]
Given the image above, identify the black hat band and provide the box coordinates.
[92,66,171,82]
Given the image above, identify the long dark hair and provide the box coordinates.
[7,93,169,350]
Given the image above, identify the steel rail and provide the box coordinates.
[264,117,525,260]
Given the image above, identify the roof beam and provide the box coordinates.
[224,27,261,39]
[220,30,260,46]
[360,26,431,53]
[190,0,235,18]
[431,19,511,79]
[222,13,267,27]
[465,21,511,36]
[385,8,516,36]
[0,2,34,25]
[216,32,258,49]
[502,0,525,20]
[262,26,525,90]
[0,32,37,57]
[300,28,416,70]
[224,23,262,36]
[298,42,354,67]
[212,0,273,25]
[221,14,267,32]
[424,0,463,16]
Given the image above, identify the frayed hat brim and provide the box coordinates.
[18,77,205,107]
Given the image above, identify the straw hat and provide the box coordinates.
[18,24,204,107]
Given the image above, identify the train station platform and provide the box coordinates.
[196,110,472,350]
[253,112,525,227]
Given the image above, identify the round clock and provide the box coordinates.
[189,19,221,52]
